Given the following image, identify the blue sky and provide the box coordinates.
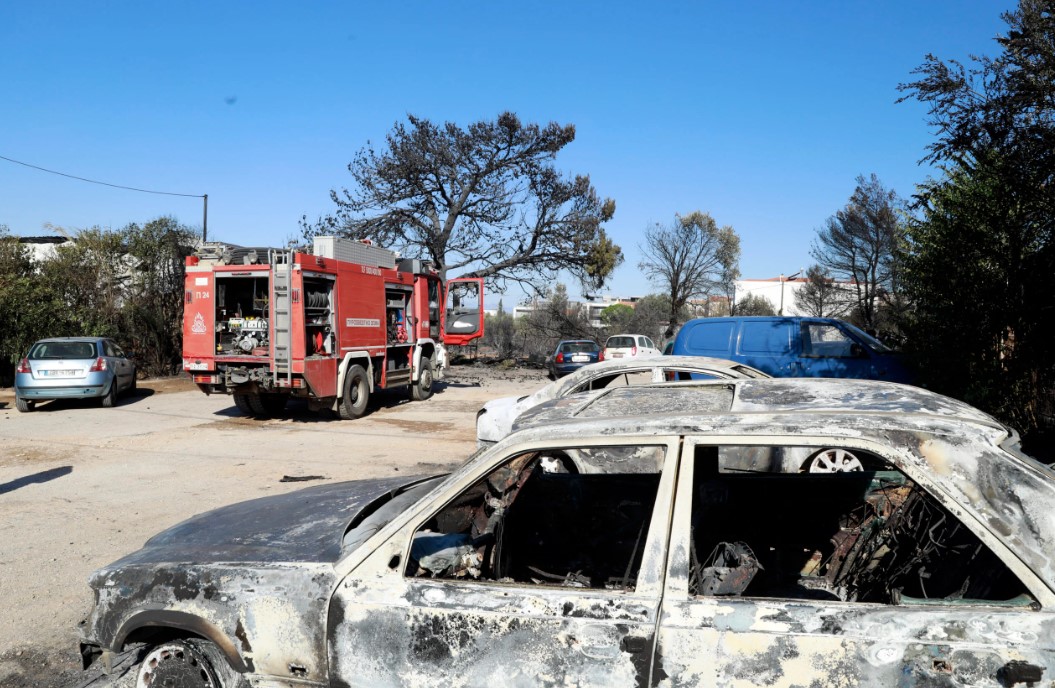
[1,1,1013,304]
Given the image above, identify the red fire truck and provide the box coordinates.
[181,236,484,419]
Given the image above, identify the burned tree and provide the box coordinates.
[639,211,740,336]
[304,112,622,292]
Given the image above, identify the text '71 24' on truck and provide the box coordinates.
[181,236,484,419]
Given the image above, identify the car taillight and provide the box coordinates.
[16,358,30,374]
[598,351,604,361]
[632,346,637,356]
[556,352,564,363]
[89,357,107,372]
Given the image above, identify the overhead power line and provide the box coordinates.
[1,153,211,240]
[0,154,203,198]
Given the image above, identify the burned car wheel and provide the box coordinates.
[136,639,230,688]
[134,638,245,687]
[804,447,863,473]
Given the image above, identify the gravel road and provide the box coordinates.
[0,364,545,688]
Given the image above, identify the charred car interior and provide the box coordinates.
[691,445,1032,606]
[407,446,665,591]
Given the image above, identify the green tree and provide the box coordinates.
[120,217,199,375]
[600,303,634,331]
[639,211,740,337]
[736,293,776,316]
[38,227,128,337]
[304,112,623,292]
[899,0,1055,435]
[0,227,60,383]
[810,174,903,332]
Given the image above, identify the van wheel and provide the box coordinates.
[15,397,33,413]
[411,359,434,401]
[804,448,863,473]
[339,364,369,419]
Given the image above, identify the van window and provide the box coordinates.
[802,324,857,357]
[684,321,736,355]
[741,321,794,356]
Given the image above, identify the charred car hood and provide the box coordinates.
[107,475,427,568]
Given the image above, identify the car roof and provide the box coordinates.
[512,378,1007,444]
[556,355,767,378]
[34,337,106,343]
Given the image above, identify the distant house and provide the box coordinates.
[17,236,73,262]
[514,296,644,328]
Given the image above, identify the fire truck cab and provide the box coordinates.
[181,236,484,419]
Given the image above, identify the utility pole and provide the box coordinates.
[202,194,208,243]
[779,269,803,316]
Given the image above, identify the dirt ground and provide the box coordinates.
[0,364,546,688]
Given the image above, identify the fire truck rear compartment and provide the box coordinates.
[215,275,271,357]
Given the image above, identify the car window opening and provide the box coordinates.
[407,446,665,591]
[690,446,1034,607]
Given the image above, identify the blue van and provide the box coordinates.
[670,316,914,383]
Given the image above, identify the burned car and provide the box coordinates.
[476,355,767,448]
[80,379,1055,687]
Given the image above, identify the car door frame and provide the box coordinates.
[655,434,1055,687]
[327,434,682,687]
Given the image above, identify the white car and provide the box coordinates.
[603,333,661,360]
[476,355,767,447]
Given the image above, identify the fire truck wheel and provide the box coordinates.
[233,394,253,415]
[261,394,287,416]
[246,393,286,418]
[411,359,434,401]
[339,364,370,420]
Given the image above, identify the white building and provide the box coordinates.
[734,276,809,316]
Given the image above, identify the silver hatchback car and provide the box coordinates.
[14,337,136,412]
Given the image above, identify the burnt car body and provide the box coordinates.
[80,379,1055,687]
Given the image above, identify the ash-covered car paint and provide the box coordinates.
[80,378,1055,687]
[476,355,767,447]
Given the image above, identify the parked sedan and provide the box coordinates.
[478,355,768,447]
[14,337,136,412]
[603,333,661,360]
[78,378,1055,687]
[547,339,602,378]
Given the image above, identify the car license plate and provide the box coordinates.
[572,355,589,362]
[611,353,623,358]
[43,369,80,376]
